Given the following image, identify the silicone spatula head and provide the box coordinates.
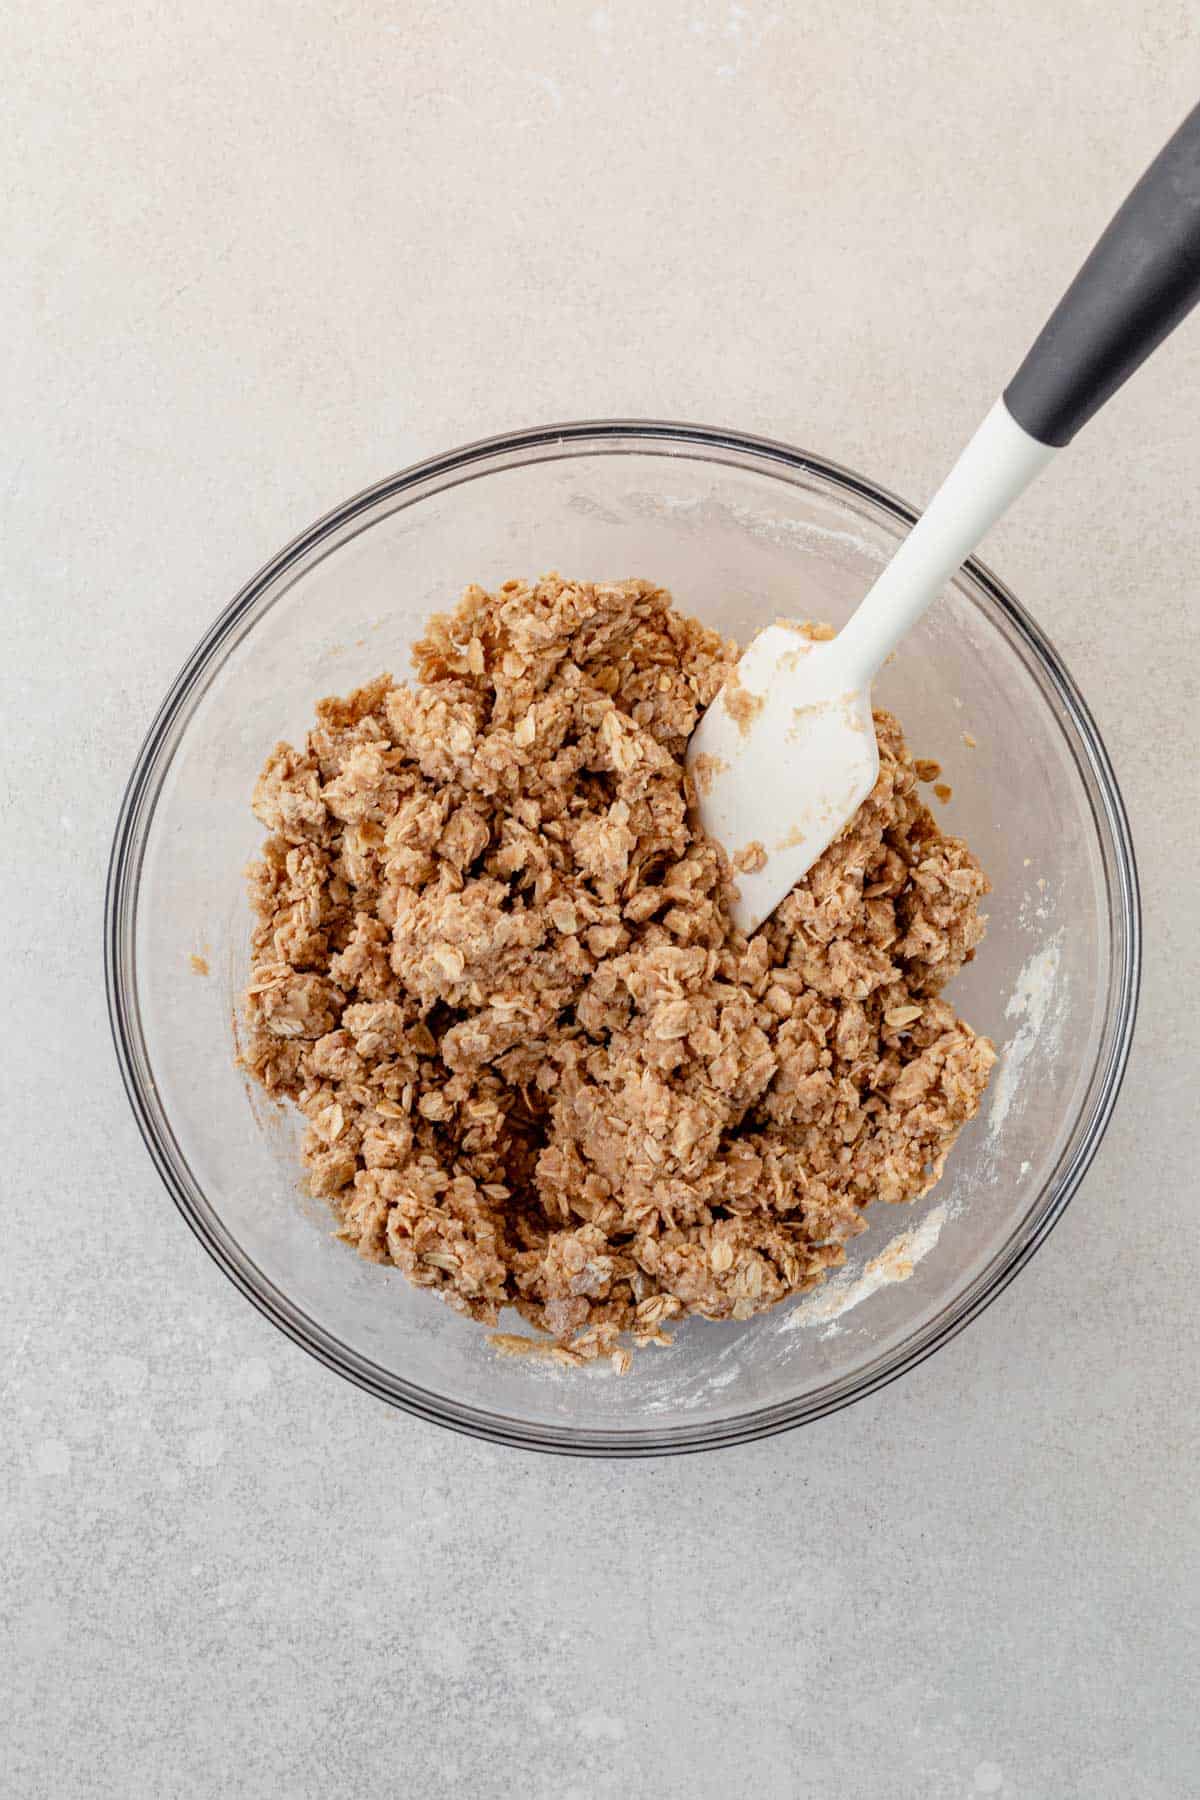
[688,624,878,936]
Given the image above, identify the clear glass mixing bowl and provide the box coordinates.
[106,423,1139,1455]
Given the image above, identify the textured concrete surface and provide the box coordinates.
[5,4,1199,1796]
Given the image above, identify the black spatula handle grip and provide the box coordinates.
[1004,103,1200,447]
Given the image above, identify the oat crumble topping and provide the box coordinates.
[240,575,995,1366]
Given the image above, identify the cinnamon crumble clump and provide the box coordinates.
[240,575,995,1366]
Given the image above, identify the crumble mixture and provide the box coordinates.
[241,575,995,1369]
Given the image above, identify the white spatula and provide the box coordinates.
[691,102,1200,934]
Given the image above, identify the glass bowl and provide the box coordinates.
[106,422,1139,1456]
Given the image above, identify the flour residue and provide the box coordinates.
[625,492,890,570]
[988,933,1063,1139]
[481,1200,953,1401]
[781,1202,949,1334]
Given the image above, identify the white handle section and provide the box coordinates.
[834,399,1057,682]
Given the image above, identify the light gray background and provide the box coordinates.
[5,4,1198,1796]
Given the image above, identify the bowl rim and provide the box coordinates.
[105,418,1141,1457]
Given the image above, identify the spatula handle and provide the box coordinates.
[836,102,1200,680]
[1005,101,1200,447]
